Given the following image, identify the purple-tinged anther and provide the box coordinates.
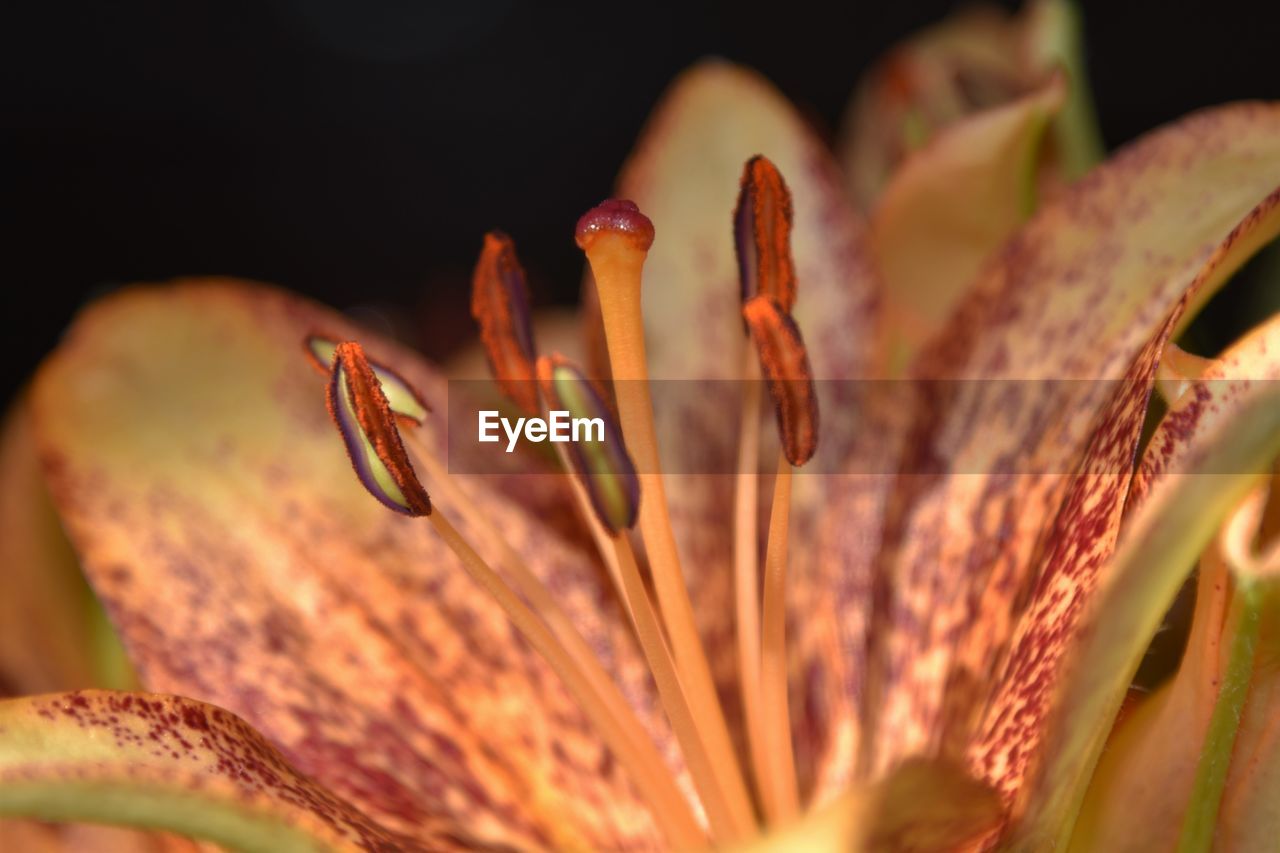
[536,353,640,534]
[326,341,432,516]
[470,232,540,415]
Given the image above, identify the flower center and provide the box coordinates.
[311,157,818,848]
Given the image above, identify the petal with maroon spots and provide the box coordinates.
[1005,312,1280,848]
[0,690,432,851]
[29,280,676,850]
[864,102,1280,782]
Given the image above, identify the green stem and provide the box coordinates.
[1176,581,1263,853]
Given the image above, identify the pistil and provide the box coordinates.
[577,200,758,835]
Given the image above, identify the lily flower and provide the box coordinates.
[4,3,1280,850]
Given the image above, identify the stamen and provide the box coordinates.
[536,354,639,534]
[534,350,748,839]
[610,535,753,843]
[578,199,758,835]
[306,334,430,424]
[326,342,431,516]
[742,296,819,466]
[471,231,540,415]
[319,343,704,846]
[731,157,800,816]
[733,156,797,311]
[741,295,819,823]
[427,510,707,849]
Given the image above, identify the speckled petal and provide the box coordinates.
[863,101,1280,790]
[0,690,429,852]
[28,280,675,850]
[1003,312,1280,848]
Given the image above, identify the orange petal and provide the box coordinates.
[866,101,1280,783]
[867,74,1067,368]
[1004,311,1280,847]
[28,279,674,849]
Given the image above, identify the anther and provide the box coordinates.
[326,341,431,516]
[304,334,430,425]
[470,232,540,415]
[536,354,640,535]
[733,156,797,312]
[742,296,819,466]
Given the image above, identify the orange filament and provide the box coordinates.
[733,348,773,816]
[742,296,819,466]
[578,199,758,836]
[427,510,707,848]
[759,449,800,821]
[609,533,753,842]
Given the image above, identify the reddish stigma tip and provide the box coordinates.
[574,199,655,253]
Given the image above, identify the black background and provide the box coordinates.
[4,1,1278,404]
